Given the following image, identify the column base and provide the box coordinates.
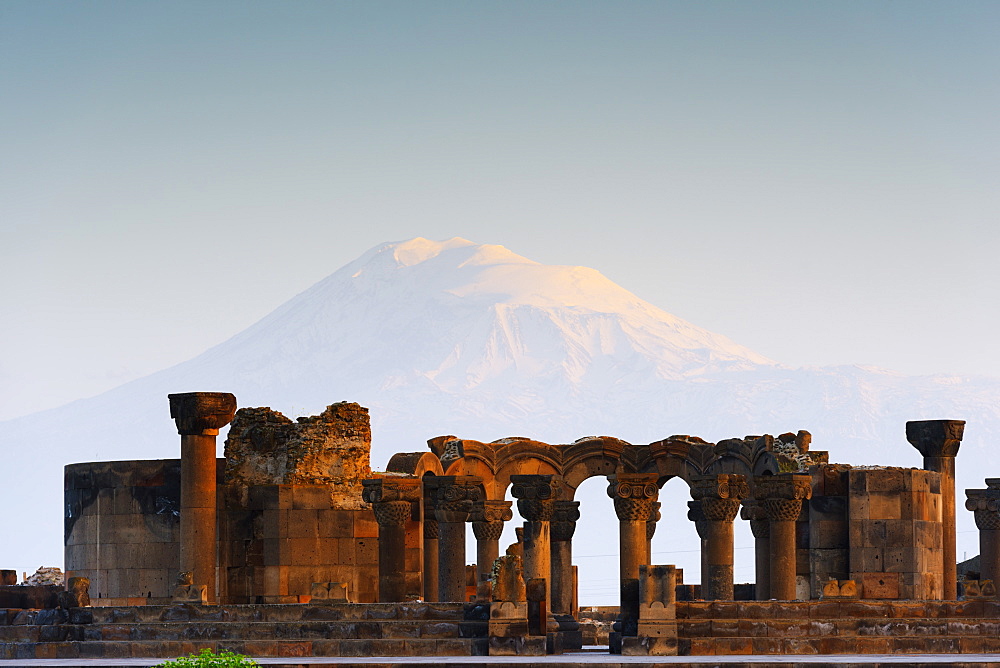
[554,613,582,650]
[621,634,678,656]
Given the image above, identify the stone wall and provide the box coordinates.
[218,484,381,604]
[64,460,184,604]
[848,467,943,600]
[224,403,372,509]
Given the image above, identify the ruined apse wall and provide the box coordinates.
[64,459,187,604]
[219,402,387,604]
[65,402,412,605]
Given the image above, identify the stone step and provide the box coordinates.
[675,616,1000,638]
[0,637,487,660]
[0,618,481,643]
[680,634,1000,655]
[82,602,471,624]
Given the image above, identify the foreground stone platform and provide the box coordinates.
[4,653,1000,667]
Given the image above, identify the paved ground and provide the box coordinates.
[3,655,1000,667]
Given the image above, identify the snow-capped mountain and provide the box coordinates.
[2,237,998,599]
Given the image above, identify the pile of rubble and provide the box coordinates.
[22,567,63,586]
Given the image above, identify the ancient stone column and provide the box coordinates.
[965,479,1000,584]
[686,500,709,593]
[741,500,771,600]
[426,476,483,602]
[550,500,580,617]
[645,501,661,566]
[422,515,439,602]
[168,392,236,604]
[755,474,812,601]
[471,499,514,588]
[691,474,748,601]
[907,419,965,600]
[511,474,564,632]
[608,473,658,638]
[362,477,421,602]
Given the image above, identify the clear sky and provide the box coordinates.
[2,1,999,422]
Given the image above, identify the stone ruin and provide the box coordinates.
[4,391,1000,660]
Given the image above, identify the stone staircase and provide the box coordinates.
[676,599,1000,655]
[0,602,489,660]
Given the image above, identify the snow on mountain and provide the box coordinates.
[2,237,999,596]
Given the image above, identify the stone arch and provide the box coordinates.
[386,451,444,477]
[561,436,631,491]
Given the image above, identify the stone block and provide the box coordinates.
[354,515,379,539]
[867,468,905,493]
[263,538,291,565]
[287,510,319,539]
[261,509,289,539]
[287,537,323,566]
[621,634,678,655]
[292,485,331,510]
[710,619,739,637]
[914,520,942,548]
[319,510,355,538]
[751,637,782,654]
[354,538,378,565]
[861,572,900,599]
[884,519,915,545]
[686,637,716,655]
[487,635,545,655]
[810,520,848,549]
[766,620,809,637]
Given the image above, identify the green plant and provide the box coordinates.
[157,648,257,668]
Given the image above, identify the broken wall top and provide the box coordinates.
[224,402,372,509]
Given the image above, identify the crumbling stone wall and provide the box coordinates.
[219,403,383,603]
[225,403,371,509]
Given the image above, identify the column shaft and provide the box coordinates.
[753,525,771,601]
[476,537,499,587]
[927,456,957,599]
[704,520,735,600]
[551,539,573,615]
[908,419,964,601]
[769,519,797,600]
[423,530,439,602]
[438,521,467,602]
[378,521,407,601]
[179,434,218,599]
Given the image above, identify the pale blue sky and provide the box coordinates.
[2,1,999,420]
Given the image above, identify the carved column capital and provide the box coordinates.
[691,474,748,522]
[471,499,514,541]
[607,473,658,522]
[510,474,564,521]
[741,500,770,539]
[168,392,237,436]
[551,500,581,542]
[966,485,1000,530]
[362,477,421,527]
[754,474,812,522]
[687,500,708,539]
[425,475,483,523]
[906,419,965,459]
[646,501,662,541]
[423,519,439,539]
